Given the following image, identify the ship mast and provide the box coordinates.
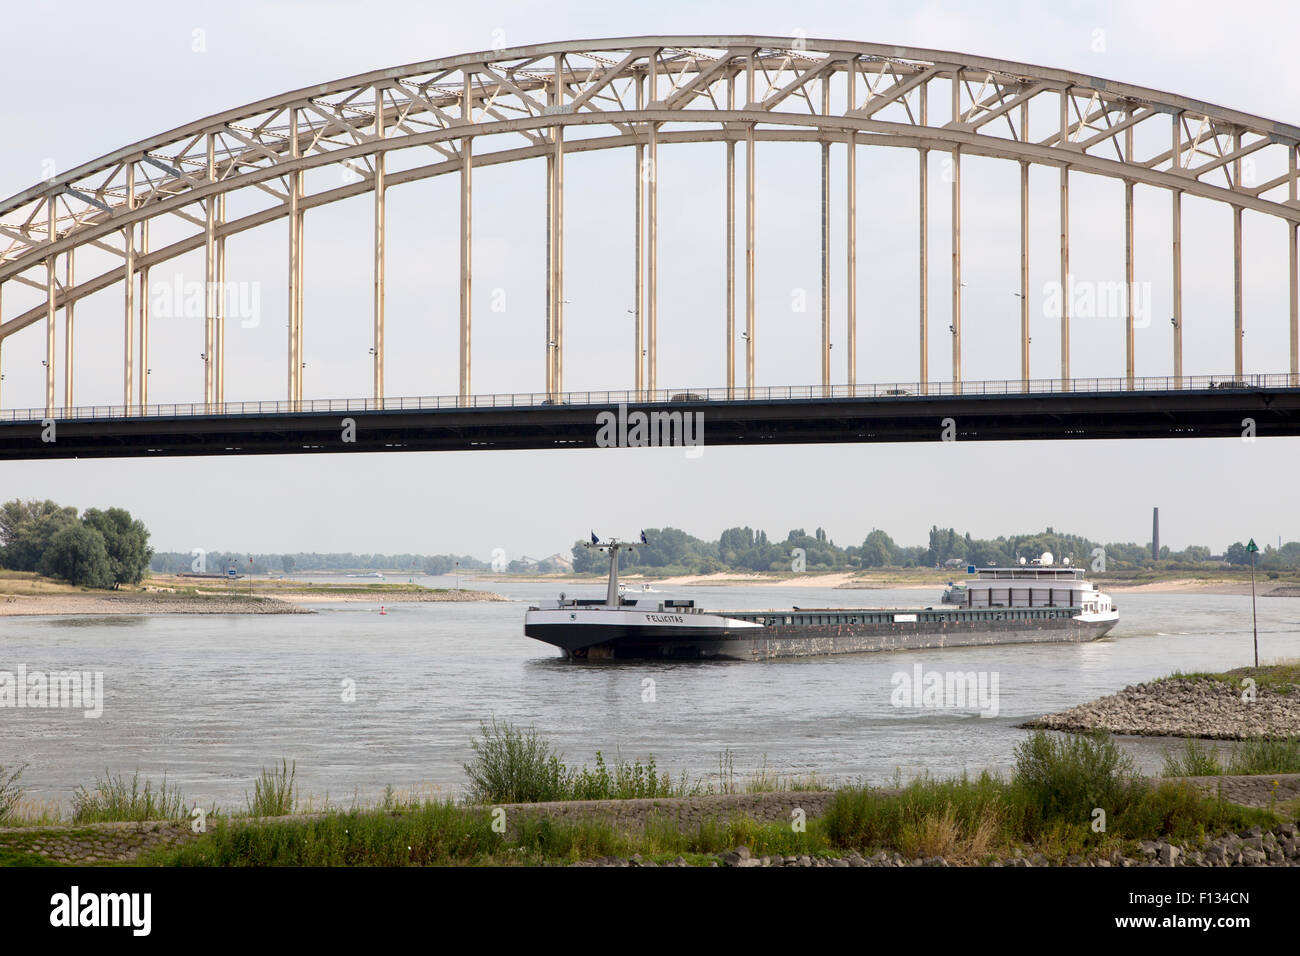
[584,537,643,606]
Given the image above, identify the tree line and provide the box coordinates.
[569,525,1298,575]
[0,499,153,588]
[148,551,490,575]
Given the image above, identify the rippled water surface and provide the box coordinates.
[3,576,1298,809]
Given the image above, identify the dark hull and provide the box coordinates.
[526,613,1118,661]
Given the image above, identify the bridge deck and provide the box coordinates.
[1,377,1297,460]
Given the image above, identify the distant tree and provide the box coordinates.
[860,529,897,568]
[1224,541,1253,566]
[0,499,79,572]
[282,554,297,573]
[81,507,152,586]
[695,555,725,574]
[566,544,598,574]
[926,525,958,566]
[38,524,113,588]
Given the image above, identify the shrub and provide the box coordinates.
[246,759,298,817]
[1011,730,1138,824]
[462,719,570,804]
[820,773,1006,861]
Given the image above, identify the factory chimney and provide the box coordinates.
[1152,507,1160,561]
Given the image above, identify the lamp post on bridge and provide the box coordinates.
[1247,538,1259,667]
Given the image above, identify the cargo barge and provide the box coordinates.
[525,538,1119,661]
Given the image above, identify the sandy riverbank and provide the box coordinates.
[1100,577,1298,596]
[0,583,508,616]
[0,592,310,616]
[269,588,509,605]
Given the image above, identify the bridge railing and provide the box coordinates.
[1,373,1295,423]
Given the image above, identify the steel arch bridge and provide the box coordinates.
[1,35,1299,455]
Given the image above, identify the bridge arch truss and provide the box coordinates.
[1,35,1298,416]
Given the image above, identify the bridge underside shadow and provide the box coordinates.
[2,388,1298,461]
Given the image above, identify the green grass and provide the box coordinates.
[131,729,1294,867]
[460,721,822,804]
[565,751,705,800]
[1156,661,1300,696]
[1161,736,1300,776]
[1162,738,1224,777]
[0,848,61,867]
[246,759,297,817]
[820,732,1281,863]
[461,719,709,803]
[1225,737,1300,775]
[138,801,829,867]
[12,727,1297,867]
[820,773,1008,861]
[71,770,185,824]
[140,777,1281,868]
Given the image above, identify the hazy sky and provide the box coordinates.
[1,0,1298,559]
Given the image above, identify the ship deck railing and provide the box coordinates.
[724,606,1082,627]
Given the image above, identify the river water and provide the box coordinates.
[2,577,1298,811]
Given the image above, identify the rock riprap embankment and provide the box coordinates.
[1022,677,1300,740]
[575,822,1300,867]
[0,820,190,864]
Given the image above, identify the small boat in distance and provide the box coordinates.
[941,581,968,604]
[525,539,1118,661]
[347,571,385,580]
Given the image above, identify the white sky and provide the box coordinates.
[1,0,1298,558]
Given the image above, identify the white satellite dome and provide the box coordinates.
[1041,551,1054,566]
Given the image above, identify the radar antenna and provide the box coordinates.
[584,534,646,606]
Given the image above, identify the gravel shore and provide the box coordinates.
[1021,677,1300,740]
